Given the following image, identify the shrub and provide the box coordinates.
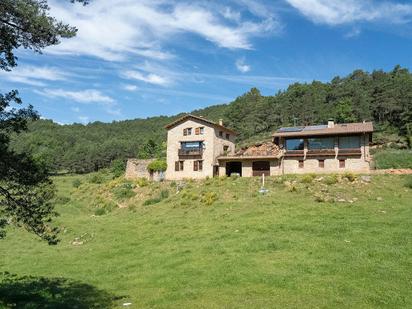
[147,159,167,172]
[143,197,162,206]
[343,172,357,182]
[301,174,315,184]
[111,159,126,178]
[159,189,169,199]
[136,178,149,187]
[324,174,338,185]
[405,175,412,189]
[200,191,218,205]
[182,191,198,201]
[89,173,104,184]
[72,179,82,188]
[230,173,240,180]
[112,183,136,200]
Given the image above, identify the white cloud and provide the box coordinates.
[46,0,280,61]
[0,66,67,86]
[235,58,251,73]
[38,88,114,103]
[285,0,412,25]
[123,84,138,91]
[122,70,172,86]
[71,106,80,113]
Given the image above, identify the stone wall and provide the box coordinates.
[125,159,163,181]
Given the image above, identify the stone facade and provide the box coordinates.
[165,117,235,180]
[279,133,371,174]
[125,159,164,181]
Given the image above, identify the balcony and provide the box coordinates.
[306,149,336,157]
[338,148,362,156]
[178,148,203,158]
[284,150,304,157]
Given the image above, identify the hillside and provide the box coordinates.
[1,173,411,308]
[11,65,412,173]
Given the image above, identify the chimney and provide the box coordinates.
[327,119,334,128]
[218,119,223,126]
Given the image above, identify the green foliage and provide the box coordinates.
[147,159,167,172]
[136,178,149,187]
[94,208,106,216]
[200,191,218,205]
[110,159,125,178]
[324,175,338,185]
[54,196,71,205]
[373,149,412,169]
[159,189,169,199]
[301,174,316,184]
[72,179,82,188]
[143,197,162,206]
[404,175,412,189]
[112,183,136,201]
[89,173,104,184]
[343,172,357,182]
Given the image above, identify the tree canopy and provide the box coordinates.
[1,0,81,243]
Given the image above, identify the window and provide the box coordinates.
[219,131,223,137]
[286,139,304,150]
[226,133,230,139]
[193,160,203,171]
[223,145,229,152]
[339,159,345,168]
[197,127,204,135]
[175,161,184,171]
[181,141,203,150]
[319,159,325,168]
[298,160,304,168]
[308,137,334,150]
[339,136,361,149]
[183,128,192,136]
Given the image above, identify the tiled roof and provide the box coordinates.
[165,114,237,135]
[273,122,373,138]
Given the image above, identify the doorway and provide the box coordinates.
[226,161,242,177]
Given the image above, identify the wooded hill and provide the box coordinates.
[12,65,412,173]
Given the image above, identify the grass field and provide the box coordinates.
[1,172,412,308]
[372,149,412,169]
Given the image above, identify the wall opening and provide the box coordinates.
[252,161,270,177]
[226,161,242,177]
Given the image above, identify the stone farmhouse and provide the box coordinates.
[164,115,374,180]
[126,114,374,180]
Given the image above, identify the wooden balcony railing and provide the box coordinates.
[338,148,362,156]
[178,148,203,157]
[306,149,336,157]
[284,150,304,157]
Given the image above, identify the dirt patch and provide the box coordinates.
[372,169,412,175]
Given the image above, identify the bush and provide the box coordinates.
[72,179,82,188]
[343,172,357,182]
[405,175,412,189]
[111,159,126,178]
[301,174,315,184]
[143,197,162,206]
[112,183,136,200]
[89,173,104,184]
[200,191,218,205]
[136,178,149,187]
[147,159,167,172]
[159,189,169,199]
[324,175,338,185]
[230,173,240,180]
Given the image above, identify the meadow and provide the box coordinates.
[1,172,412,308]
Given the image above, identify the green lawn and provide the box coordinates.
[1,173,412,308]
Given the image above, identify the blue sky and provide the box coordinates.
[1,0,412,124]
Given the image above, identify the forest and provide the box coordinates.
[11,65,412,174]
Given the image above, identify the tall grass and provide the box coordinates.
[373,149,412,169]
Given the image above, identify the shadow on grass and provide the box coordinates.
[0,272,125,308]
